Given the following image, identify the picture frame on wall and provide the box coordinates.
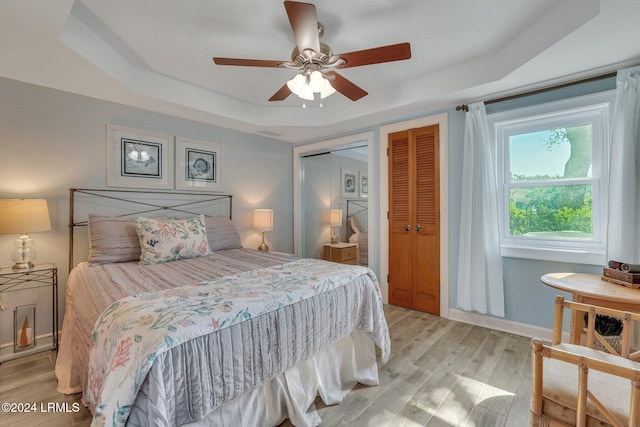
[341,167,358,199]
[175,137,224,192]
[106,124,173,189]
[360,173,368,198]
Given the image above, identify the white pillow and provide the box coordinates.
[135,214,213,264]
[355,211,368,233]
[350,215,362,233]
[351,211,368,234]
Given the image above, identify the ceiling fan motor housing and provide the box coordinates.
[291,41,333,66]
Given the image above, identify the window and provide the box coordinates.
[490,92,614,264]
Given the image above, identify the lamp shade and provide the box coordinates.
[330,209,342,227]
[253,209,273,232]
[0,199,51,234]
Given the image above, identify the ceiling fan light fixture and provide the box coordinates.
[308,70,325,92]
[319,79,336,98]
[287,74,314,100]
[301,85,315,100]
[286,73,305,92]
[287,70,335,100]
[308,70,335,98]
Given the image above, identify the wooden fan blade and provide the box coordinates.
[213,57,285,68]
[269,83,292,101]
[325,71,367,101]
[284,1,320,56]
[335,42,411,69]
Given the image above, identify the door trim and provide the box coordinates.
[379,113,449,317]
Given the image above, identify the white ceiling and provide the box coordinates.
[1,0,639,143]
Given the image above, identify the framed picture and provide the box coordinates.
[106,125,173,189]
[340,167,358,199]
[14,304,36,353]
[175,137,224,192]
[360,173,368,198]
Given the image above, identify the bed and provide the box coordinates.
[55,189,389,427]
[347,200,368,267]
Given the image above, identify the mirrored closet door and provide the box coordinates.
[301,146,368,266]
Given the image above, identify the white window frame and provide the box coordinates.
[489,91,614,265]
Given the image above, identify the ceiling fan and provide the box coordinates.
[213,1,411,102]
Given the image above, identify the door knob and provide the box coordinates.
[404,225,410,231]
[415,225,422,231]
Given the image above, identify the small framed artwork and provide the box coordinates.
[106,125,173,189]
[14,304,36,353]
[360,173,368,198]
[175,137,224,192]
[341,167,358,199]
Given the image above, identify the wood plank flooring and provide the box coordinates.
[0,350,91,426]
[0,305,532,426]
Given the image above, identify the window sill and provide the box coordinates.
[501,245,605,265]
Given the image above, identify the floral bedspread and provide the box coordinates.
[86,258,383,427]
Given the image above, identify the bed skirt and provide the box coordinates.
[127,329,380,427]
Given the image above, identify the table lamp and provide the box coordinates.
[0,199,51,271]
[330,208,342,244]
[253,209,273,252]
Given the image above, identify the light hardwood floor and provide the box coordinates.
[0,305,533,426]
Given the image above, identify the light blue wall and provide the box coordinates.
[0,77,294,261]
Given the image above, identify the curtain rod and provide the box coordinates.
[455,71,617,112]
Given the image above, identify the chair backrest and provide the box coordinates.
[531,338,640,427]
[552,295,640,360]
[531,295,640,426]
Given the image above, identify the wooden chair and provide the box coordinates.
[531,295,640,426]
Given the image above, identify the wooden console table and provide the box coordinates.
[541,272,640,344]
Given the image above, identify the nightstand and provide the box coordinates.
[323,243,358,265]
[0,263,58,362]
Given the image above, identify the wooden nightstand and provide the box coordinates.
[323,243,358,265]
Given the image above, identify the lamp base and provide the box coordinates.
[12,262,34,272]
[257,232,270,252]
[330,234,339,244]
[12,234,36,271]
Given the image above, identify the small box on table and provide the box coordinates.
[602,267,640,288]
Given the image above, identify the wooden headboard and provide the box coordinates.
[68,188,233,272]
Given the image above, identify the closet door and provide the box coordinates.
[388,125,440,314]
[412,126,440,314]
[388,130,413,308]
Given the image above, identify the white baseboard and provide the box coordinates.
[447,308,568,342]
[0,332,55,363]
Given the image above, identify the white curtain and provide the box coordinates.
[607,65,640,263]
[457,102,505,317]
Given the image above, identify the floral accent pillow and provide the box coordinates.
[134,215,213,264]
